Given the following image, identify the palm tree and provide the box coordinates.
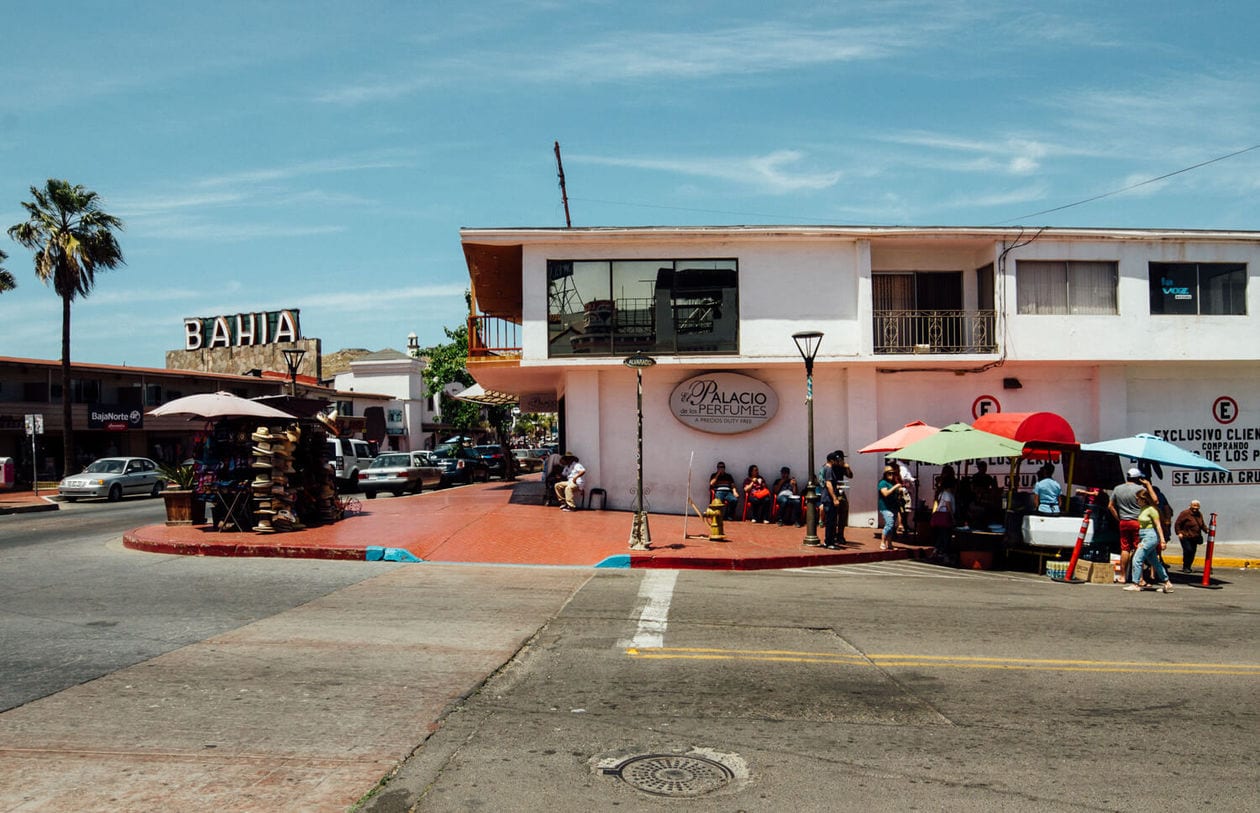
[0,248,14,293]
[8,180,124,476]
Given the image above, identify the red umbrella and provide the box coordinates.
[858,421,940,454]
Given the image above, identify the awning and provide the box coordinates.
[452,383,518,406]
[972,411,1075,448]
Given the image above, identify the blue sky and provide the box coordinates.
[2,1,1258,368]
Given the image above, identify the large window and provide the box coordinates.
[547,259,738,357]
[1016,260,1117,315]
[1149,262,1246,315]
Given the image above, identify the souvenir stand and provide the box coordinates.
[193,408,339,533]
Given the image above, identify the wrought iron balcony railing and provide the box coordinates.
[468,315,521,359]
[873,310,997,354]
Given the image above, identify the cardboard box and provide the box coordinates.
[1066,559,1113,584]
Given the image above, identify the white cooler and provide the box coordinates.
[1021,514,1093,548]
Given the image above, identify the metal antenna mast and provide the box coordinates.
[554,141,572,227]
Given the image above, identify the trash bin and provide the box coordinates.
[0,457,14,490]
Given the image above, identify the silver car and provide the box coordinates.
[358,452,445,498]
[58,457,165,502]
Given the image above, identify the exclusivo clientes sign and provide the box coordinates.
[669,372,778,434]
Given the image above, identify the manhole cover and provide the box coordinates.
[603,753,734,797]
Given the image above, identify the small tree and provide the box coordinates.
[8,180,124,476]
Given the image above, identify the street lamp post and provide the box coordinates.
[792,331,824,547]
[281,348,306,398]
[624,351,656,550]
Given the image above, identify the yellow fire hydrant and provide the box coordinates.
[704,496,727,541]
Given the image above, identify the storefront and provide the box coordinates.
[458,225,1260,543]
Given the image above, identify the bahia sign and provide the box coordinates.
[669,372,778,434]
[184,309,301,351]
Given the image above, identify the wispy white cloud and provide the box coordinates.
[314,21,914,105]
[571,149,842,194]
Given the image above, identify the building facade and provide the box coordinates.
[460,225,1259,543]
[332,349,443,451]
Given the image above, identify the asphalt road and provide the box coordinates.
[1,507,1257,811]
[364,562,1260,812]
[0,496,397,711]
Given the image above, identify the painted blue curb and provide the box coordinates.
[365,546,424,563]
[594,554,631,568]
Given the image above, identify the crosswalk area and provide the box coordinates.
[785,559,1047,582]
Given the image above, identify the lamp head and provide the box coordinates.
[792,330,824,363]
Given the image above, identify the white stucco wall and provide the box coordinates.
[470,226,1260,543]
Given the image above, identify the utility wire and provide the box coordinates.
[995,143,1260,224]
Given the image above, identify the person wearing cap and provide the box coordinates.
[1174,499,1208,573]
[709,461,739,519]
[1109,468,1158,584]
[822,450,854,548]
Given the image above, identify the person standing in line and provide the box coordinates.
[930,466,958,564]
[554,453,586,512]
[1110,468,1159,584]
[878,466,906,551]
[822,450,854,549]
[1033,463,1063,515]
[1125,490,1173,592]
[1174,500,1208,573]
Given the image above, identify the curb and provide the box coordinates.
[122,529,364,560]
[0,501,59,515]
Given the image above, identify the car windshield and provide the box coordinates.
[474,446,501,455]
[432,444,462,457]
[84,459,126,474]
[371,454,410,468]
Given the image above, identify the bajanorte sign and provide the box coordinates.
[88,405,143,431]
[669,372,778,434]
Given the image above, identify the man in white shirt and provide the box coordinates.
[555,453,587,511]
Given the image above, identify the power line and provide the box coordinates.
[996,143,1260,224]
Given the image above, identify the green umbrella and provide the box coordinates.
[891,422,1026,465]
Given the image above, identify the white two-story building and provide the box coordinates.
[459,225,1259,542]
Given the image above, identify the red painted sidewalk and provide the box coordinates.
[124,476,926,570]
[0,490,59,515]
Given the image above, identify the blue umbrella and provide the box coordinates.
[1081,433,1228,473]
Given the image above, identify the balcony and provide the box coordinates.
[468,315,521,360]
[873,310,997,354]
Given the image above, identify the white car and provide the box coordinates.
[58,457,165,502]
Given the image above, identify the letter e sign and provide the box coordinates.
[972,395,1001,419]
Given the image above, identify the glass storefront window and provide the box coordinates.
[547,258,738,357]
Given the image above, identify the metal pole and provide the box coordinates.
[803,363,820,546]
[629,364,652,550]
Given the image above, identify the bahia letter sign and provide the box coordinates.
[184,309,301,351]
[669,372,778,434]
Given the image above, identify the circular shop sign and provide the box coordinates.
[669,372,778,435]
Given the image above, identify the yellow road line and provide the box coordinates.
[624,647,1260,675]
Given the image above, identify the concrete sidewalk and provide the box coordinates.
[122,476,1260,572]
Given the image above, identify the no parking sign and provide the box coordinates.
[972,395,1001,420]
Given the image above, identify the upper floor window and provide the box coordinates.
[1016,261,1117,315]
[1149,262,1246,315]
[547,259,738,357]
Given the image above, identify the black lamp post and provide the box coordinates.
[281,348,306,397]
[624,351,656,550]
[792,331,824,546]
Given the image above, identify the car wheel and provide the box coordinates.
[391,489,404,497]
[107,484,122,502]
[364,490,377,499]
[476,468,489,483]
[151,482,163,498]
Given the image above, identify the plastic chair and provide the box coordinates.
[587,487,606,510]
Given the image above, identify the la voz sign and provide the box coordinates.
[669,372,778,434]
[184,309,301,350]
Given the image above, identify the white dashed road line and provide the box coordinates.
[618,569,679,650]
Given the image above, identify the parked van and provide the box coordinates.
[326,438,376,490]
